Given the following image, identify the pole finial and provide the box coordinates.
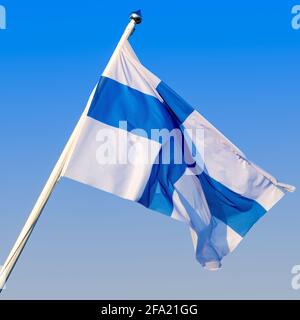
[130,10,142,24]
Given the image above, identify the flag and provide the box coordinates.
[61,40,294,270]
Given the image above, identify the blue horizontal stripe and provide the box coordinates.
[88,77,180,138]
[198,172,266,237]
[139,164,266,236]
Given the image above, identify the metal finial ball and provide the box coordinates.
[130,11,142,24]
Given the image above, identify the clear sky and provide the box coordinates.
[0,0,299,299]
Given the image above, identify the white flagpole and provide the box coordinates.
[0,11,142,292]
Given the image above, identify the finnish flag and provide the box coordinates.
[61,40,294,270]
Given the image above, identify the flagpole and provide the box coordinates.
[0,10,142,292]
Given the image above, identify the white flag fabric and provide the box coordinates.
[62,40,294,270]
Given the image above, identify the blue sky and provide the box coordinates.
[0,0,299,299]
